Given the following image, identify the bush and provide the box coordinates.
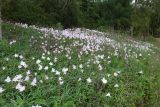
[97,26,107,32]
[0,40,10,57]
[55,23,64,30]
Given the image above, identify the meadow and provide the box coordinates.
[0,22,160,107]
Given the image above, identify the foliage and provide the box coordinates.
[0,22,160,107]
[1,0,160,36]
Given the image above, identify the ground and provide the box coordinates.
[0,22,160,107]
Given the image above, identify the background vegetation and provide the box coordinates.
[1,0,160,37]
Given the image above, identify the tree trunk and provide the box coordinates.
[130,26,134,36]
[0,6,2,40]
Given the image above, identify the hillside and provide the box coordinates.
[0,23,160,107]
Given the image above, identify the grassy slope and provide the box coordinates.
[0,23,160,107]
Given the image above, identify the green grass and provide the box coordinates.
[0,23,160,107]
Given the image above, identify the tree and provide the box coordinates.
[150,0,160,37]
[101,0,132,30]
[131,0,152,39]
[0,5,2,40]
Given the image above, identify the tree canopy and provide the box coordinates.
[1,0,160,37]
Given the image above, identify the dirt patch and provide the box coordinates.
[156,38,160,43]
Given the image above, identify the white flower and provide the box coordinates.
[107,74,111,77]
[26,70,31,75]
[47,51,50,55]
[108,60,111,64]
[98,64,103,70]
[5,76,11,83]
[18,65,22,69]
[139,53,142,57]
[51,68,56,73]
[38,64,43,70]
[62,68,68,75]
[54,57,57,62]
[79,64,83,68]
[106,92,111,97]
[59,77,63,85]
[59,81,64,85]
[9,40,16,45]
[41,55,46,59]
[34,73,37,76]
[0,87,5,93]
[5,57,9,61]
[55,71,60,75]
[31,78,37,86]
[87,77,92,83]
[49,62,53,66]
[72,65,76,70]
[40,80,43,83]
[14,54,19,58]
[114,72,118,77]
[44,66,49,70]
[59,77,62,81]
[47,57,50,61]
[117,70,121,74]
[101,78,107,84]
[24,76,30,81]
[78,78,82,81]
[12,74,23,82]
[20,61,28,68]
[139,70,143,74]
[2,67,6,70]
[16,83,25,92]
[19,55,23,59]
[32,105,42,107]
[32,57,35,60]
[36,59,41,64]
[45,75,49,80]
[114,84,119,88]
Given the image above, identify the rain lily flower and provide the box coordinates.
[72,65,76,70]
[31,78,37,86]
[16,83,25,92]
[44,66,49,70]
[41,55,46,59]
[38,64,43,70]
[32,105,42,107]
[114,84,119,88]
[5,57,9,61]
[49,62,53,66]
[0,87,5,93]
[78,78,82,81]
[101,78,107,84]
[12,74,23,82]
[2,67,6,70]
[87,77,92,83]
[14,54,19,58]
[36,59,41,64]
[51,68,56,73]
[106,92,111,97]
[55,71,60,75]
[62,68,68,75]
[59,77,64,85]
[5,76,11,83]
[114,72,118,77]
[139,70,143,74]
[79,64,83,68]
[47,57,51,61]
[19,55,24,59]
[24,76,30,81]
[20,61,28,68]
[26,70,31,75]
[45,75,49,80]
